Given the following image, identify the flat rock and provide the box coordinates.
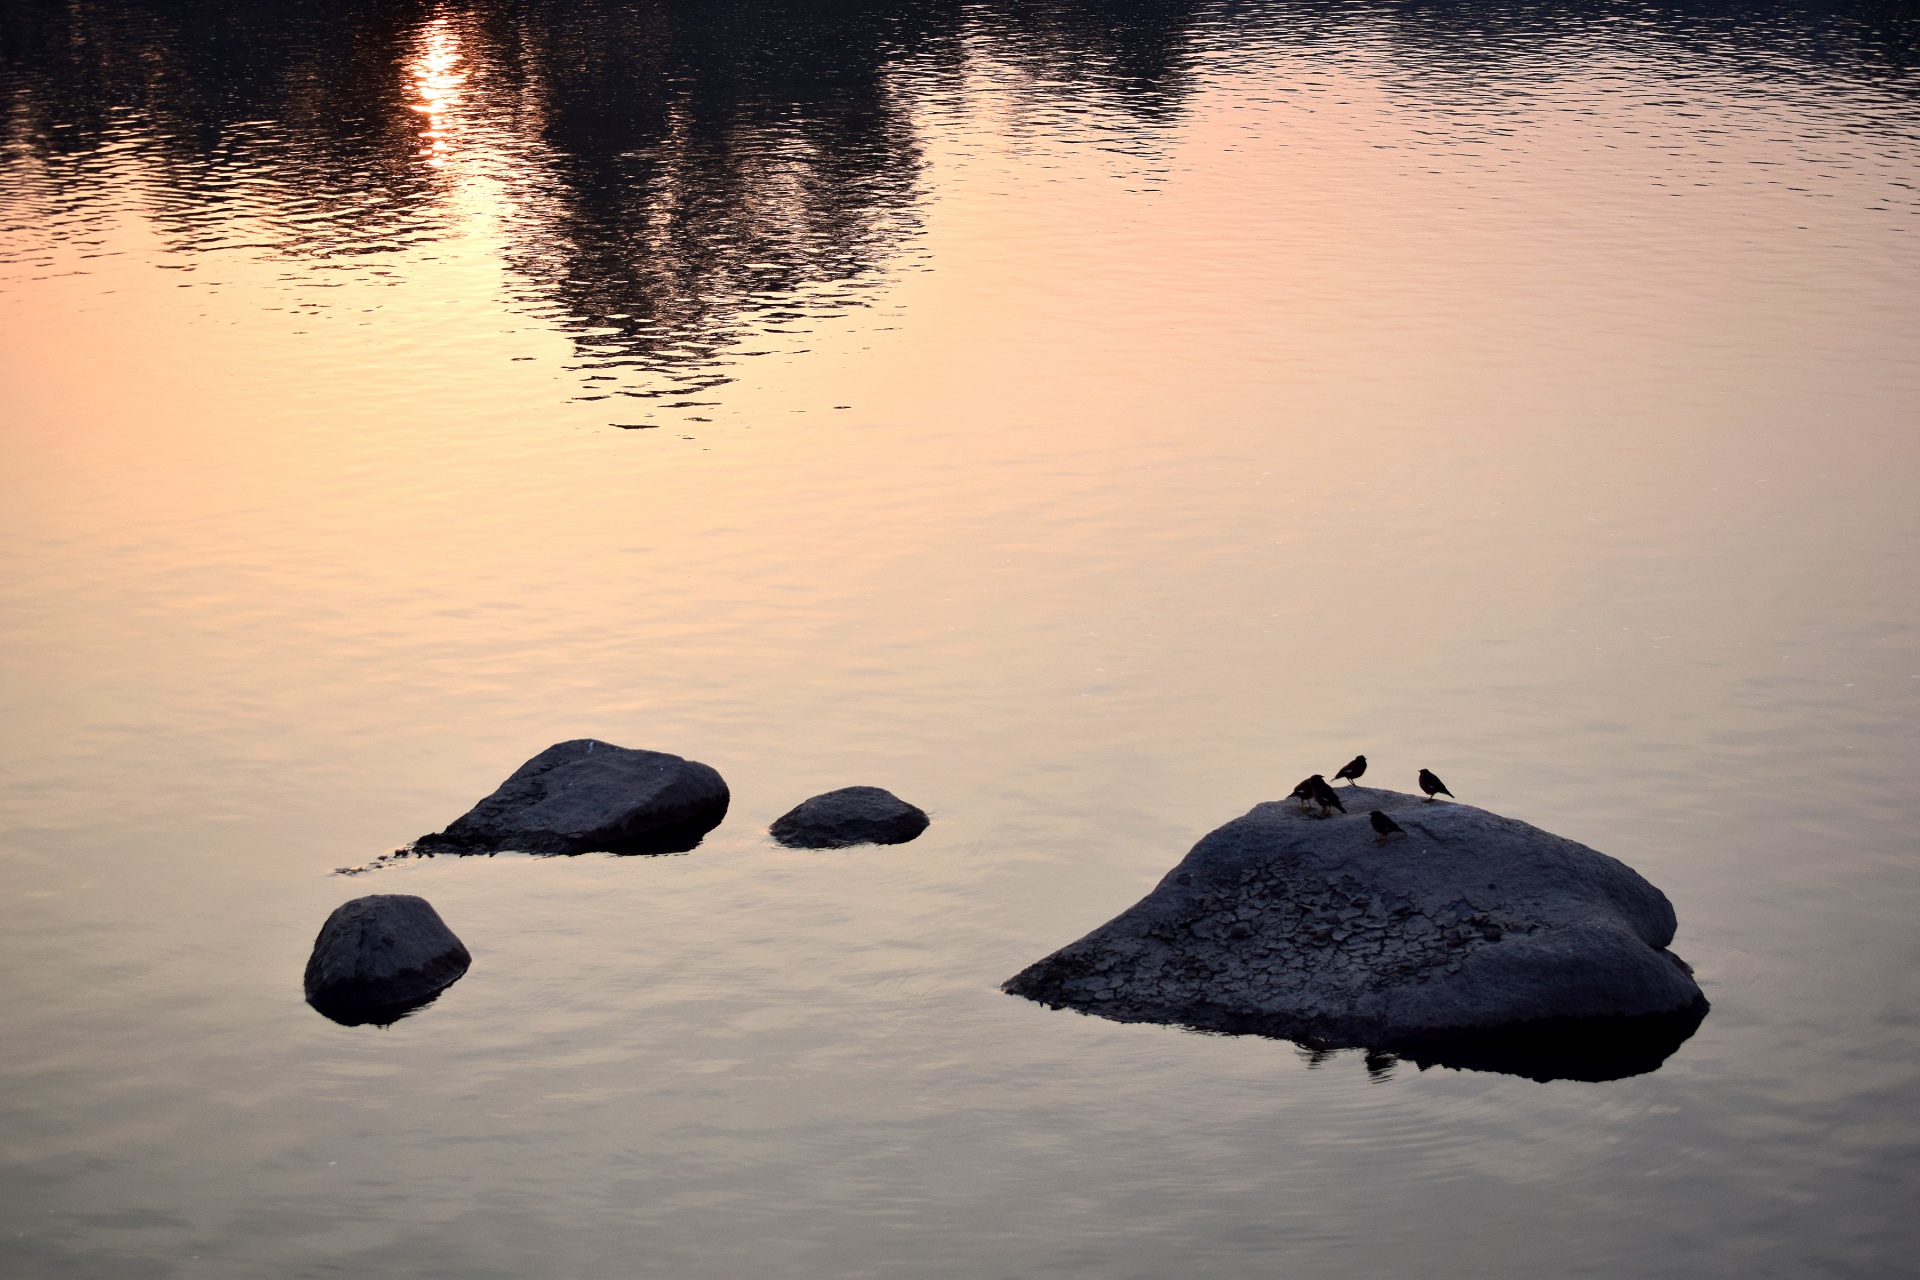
[414,739,729,856]
[1003,787,1707,1074]
[304,894,471,1025]
[770,786,929,848]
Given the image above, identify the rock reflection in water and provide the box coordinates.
[1291,1004,1709,1083]
[1380,1004,1712,1083]
[308,985,457,1029]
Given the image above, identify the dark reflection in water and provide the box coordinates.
[306,982,459,1028]
[1374,1003,1712,1084]
[4,0,1909,405]
[1193,1003,1708,1082]
[0,0,1211,403]
[471,0,938,404]
[1364,0,1916,83]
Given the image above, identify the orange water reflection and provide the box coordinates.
[409,18,469,168]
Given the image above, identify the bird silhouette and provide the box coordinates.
[1333,754,1367,785]
[1309,775,1346,814]
[1290,774,1345,814]
[1418,768,1453,801]
[1369,810,1404,842]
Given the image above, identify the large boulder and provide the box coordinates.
[769,786,930,848]
[1004,787,1707,1077]
[414,740,729,856]
[304,894,471,1026]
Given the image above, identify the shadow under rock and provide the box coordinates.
[308,982,462,1028]
[1377,1000,1711,1083]
[1265,1001,1710,1083]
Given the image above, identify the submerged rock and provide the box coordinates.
[1003,787,1706,1072]
[414,739,729,856]
[304,894,471,1026]
[770,786,929,848]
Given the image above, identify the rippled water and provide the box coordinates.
[3,1,1919,1275]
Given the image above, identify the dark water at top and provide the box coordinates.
[2,1,1919,1276]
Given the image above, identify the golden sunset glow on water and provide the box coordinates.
[409,21,468,168]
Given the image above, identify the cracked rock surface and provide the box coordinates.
[1004,787,1705,1049]
[414,739,729,856]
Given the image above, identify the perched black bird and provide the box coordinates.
[1333,754,1367,785]
[1418,768,1454,801]
[1369,810,1404,842]
[1289,774,1345,814]
[1309,774,1347,814]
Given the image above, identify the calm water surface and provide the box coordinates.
[3,1,1919,1275]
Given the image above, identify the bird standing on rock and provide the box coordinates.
[1309,775,1346,814]
[1333,754,1367,785]
[1368,810,1404,843]
[1290,774,1345,815]
[1418,768,1453,801]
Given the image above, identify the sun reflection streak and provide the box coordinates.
[409,19,468,167]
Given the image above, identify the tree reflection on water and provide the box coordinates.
[1,0,1909,405]
[0,0,1209,403]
